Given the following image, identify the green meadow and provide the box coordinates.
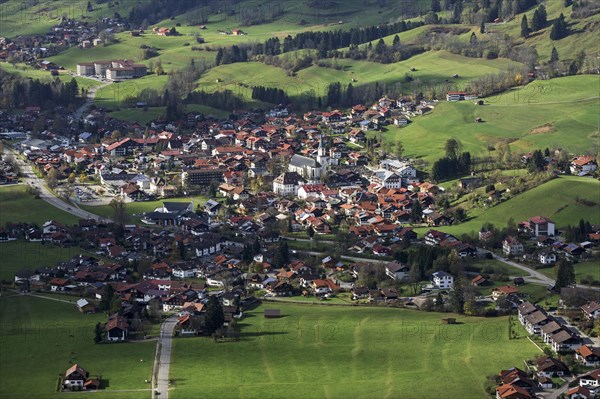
[0,63,100,91]
[0,185,79,226]
[79,194,210,222]
[0,295,155,399]
[170,303,538,399]
[386,75,599,164]
[197,50,522,99]
[0,241,82,281]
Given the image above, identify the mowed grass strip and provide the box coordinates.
[170,304,538,399]
[0,295,155,399]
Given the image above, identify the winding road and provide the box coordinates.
[4,148,110,222]
[152,314,178,399]
[73,79,111,121]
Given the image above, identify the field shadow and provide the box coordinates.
[239,330,288,338]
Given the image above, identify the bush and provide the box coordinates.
[485,50,498,59]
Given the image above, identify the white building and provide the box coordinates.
[370,169,402,189]
[538,251,557,265]
[288,154,323,181]
[432,271,454,289]
[273,172,305,196]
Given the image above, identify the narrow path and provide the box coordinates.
[152,314,178,399]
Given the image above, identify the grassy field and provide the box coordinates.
[384,75,599,164]
[0,295,155,399]
[170,303,538,399]
[0,185,79,226]
[0,0,133,38]
[107,104,231,124]
[485,0,600,61]
[0,241,82,281]
[197,50,522,99]
[537,261,600,284]
[471,258,530,277]
[79,194,210,221]
[0,63,101,91]
[415,175,600,237]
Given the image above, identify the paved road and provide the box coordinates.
[153,314,178,399]
[492,254,555,285]
[73,80,111,121]
[492,253,600,291]
[5,148,110,222]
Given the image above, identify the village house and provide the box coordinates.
[385,261,410,281]
[492,285,519,301]
[570,156,598,175]
[431,271,454,289]
[520,216,556,237]
[105,315,129,341]
[62,364,99,391]
[581,301,600,320]
[503,237,524,256]
[578,370,600,397]
[576,345,600,367]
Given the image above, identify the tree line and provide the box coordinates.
[430,139,472,182]
[214,20,424,66]
[251,86,289,104]
[0,70,82,110]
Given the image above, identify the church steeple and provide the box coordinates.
[318,134,326,157]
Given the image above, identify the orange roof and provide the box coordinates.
[494,285,519,295]
[571,155,596,166]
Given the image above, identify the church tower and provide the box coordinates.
[316,134,329,167]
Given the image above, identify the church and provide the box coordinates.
[288,136,334,182]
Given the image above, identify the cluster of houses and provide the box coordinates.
[0,16,125,66]
[494,300,600,398]
[499,216,596,265]
[495,364,600,399]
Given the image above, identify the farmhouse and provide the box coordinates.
[570,156,598,175]
[62,364,99,391]
[446,91,478,101]
[492,285,519,301]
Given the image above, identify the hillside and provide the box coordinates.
[417,175,600,237]
[386,75,599,164]
[195,50,522,100]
